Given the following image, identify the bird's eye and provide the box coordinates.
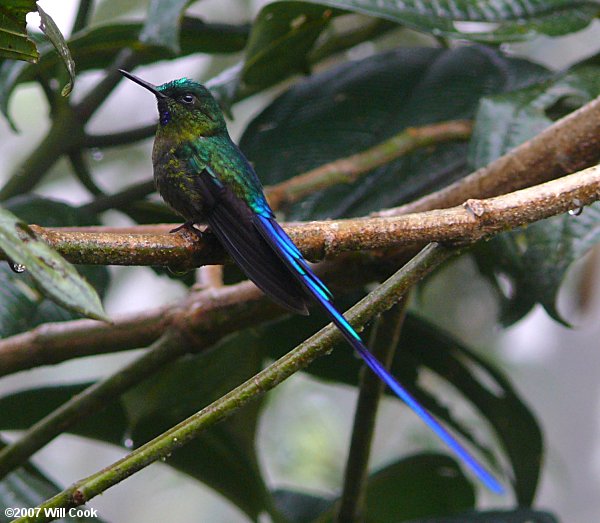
[180,93,195,104]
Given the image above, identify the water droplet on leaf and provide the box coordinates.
[9,262,26,273]
[90,148,104,161]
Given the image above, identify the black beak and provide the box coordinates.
[119,69,166,99]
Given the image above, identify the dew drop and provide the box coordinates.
[90,148,104,161]
[123,437,134,449]
[9,262,26,273]
[568,198,584,216]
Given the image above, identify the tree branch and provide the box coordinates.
[0,166,597,379]
[266,120,472,209]
[380,94,600,217]
[4,164,597,268]
[337,299,408,523]
[8,243,459,522]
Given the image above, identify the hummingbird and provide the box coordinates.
[119,70,503,494]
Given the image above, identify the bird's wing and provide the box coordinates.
[185,155,309,315]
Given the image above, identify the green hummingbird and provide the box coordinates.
[119,69,503,493]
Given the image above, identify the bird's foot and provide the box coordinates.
[170,221,211,240]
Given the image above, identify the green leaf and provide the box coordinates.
[301,0,598,42]
[240,45,549,221]
[405,508,559,523]
[0,329,272,520]
[356,454,475,522]
[399,316,543,505]
[0,0,38,62]
[0,18,249,126]
[0,204,108,323]
[476,203,600,325]
[139,0,193,54]
[470,65,600,169]
[242,2,336,88]
[0,196,109,336]
[279,454,474,522]
[264,311,542,503]
[272,489,333,523]
[0,385,128,445]
[37,4,75,97]
[469,66,600,325]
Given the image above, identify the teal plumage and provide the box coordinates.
[120,70,503,493]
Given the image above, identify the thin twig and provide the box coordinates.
[68,151,104,196]
[71,0,94,35]
[265,120,473,209]
[83,125,157,149]
[379,94,600,217]
[336,299,408,523]
[80,180,156,214]
[73,48,139,123]
[9,243,458,523]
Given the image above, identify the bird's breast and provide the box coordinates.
[152,145,207,222]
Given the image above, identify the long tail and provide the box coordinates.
[255,214,504,494]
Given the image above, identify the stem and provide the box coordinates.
[73,48,139,123]
[0,108,83,201]
[80,180,155,214]
[6,164,598,267]
[382,93,600,216]
[71,0,94,35]
[265,120,473,209]
[0,49,139,201]
[83,124,157,148]
[69,151,104,196]
[10,243,458,523]
[336,299,408,523]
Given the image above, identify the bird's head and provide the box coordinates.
[119,70,226,138]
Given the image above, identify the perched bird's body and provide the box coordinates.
[120,70,503,494]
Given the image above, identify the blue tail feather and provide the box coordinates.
[255,214,504,494]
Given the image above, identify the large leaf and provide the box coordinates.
[0,17,249,125]
[275,454,475,523]
[0,330,272,520]
[264,310,542,504]
[242,2,336,87]
[470,65,600,169]
[476,203,600,325]
[301,0,598,42]
[139,0,194,54]
[406,508,559,523]
[210,2,338,108]
[240,45,549,221]
[0,206,108,323]
[470,66,600,325]
[0,196,110,337]
[0,0,38,62]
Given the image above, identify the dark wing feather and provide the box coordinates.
[195,169,309,315]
